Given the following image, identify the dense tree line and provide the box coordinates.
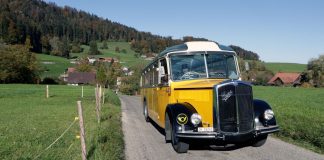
[0,0,261,60]
[229,45,259,60]
[0,0,182,55]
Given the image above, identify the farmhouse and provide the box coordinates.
[98,57,119,63]
[67,72,96,85]
[60,67,96,85]
[267,72,301,86]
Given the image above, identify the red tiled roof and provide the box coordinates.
[67,67,76,73]
[268,72,301,84]
[98,57,119,62]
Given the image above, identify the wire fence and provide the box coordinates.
[33,118,78,160]
[0,85,108,159]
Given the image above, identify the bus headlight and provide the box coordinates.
[190,113,202,127]
[264,109,274,120]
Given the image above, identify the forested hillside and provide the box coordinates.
[0,0,181,54]
[230,45,259,60]
[0,0,260,60]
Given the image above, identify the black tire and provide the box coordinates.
[170,117,189,153]
[165,113,171,143]
[252,134,268,147]
[143,102,149,122]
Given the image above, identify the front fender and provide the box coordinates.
[166,103,200,131]
[253,99,277,126]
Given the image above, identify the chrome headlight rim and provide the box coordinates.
[190,113,202,127]
[264,109,274,120]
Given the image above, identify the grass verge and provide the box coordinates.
[0,84,124,159]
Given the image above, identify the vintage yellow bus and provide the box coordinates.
[140,41,279,153]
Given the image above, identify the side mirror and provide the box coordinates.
[160,74,168,85]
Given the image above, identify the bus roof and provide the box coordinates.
[142,41,235,73]
[157,41,234,58]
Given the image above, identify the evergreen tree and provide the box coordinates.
[88,41,100,55]
[115,46,120,53]
[60,38,70,58]
[101,41,108,49]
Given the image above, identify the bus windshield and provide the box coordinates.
[170,52,239,81]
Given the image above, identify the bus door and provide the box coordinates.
[156,58,170,126]
[151,62,159,122]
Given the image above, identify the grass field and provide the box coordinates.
[0,84,124,160]
[264,62,307,73]
[36,54,74,79]
[253,86,324,154]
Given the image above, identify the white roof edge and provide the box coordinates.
[185,41,221,52]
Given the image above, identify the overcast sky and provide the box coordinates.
[45,0,324,64]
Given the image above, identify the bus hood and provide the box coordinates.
[172,79,226,90]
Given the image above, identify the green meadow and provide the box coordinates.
[36,54,73,79]
[264,62,307,73]
[253,86,324,154]
[0,84,124,160]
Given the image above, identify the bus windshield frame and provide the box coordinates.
[169,51,239,81]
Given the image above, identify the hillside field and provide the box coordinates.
[264,62,307,73]
[36,54,73,79]
[71,41,149,67]
[0,84,124,160]
[37,42,148,79]
[253,86,324,154]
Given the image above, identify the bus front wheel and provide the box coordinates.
[169,116,189,153]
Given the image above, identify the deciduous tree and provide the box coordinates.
[0,44,39,83]
[305,54,324,87]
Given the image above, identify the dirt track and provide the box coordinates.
[120,95,324,160]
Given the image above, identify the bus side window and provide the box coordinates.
[159,59,169,85]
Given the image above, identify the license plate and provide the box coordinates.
[198,127,214,132]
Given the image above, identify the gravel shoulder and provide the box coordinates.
[121,95,324,160]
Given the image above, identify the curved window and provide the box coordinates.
[171,52,207,81]
[170,52,238,81]
[206,52,238,79]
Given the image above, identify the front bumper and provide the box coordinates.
[176,125,279,141]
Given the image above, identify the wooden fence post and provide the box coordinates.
[46,85,49,98]
[102,88,105,104]
[95,87,100,124]
[77,101,87,160]
[99,85,102,101]
[81,86,84,98]
[98,86,101,111]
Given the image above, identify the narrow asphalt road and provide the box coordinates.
[120,95,324,160]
